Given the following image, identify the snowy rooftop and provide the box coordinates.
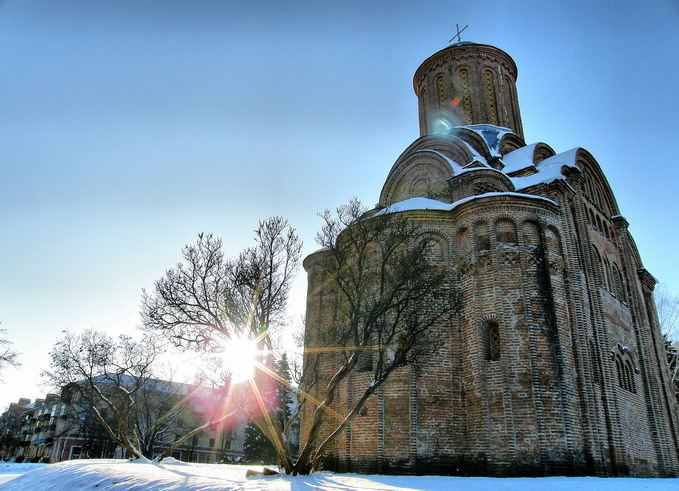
[441,125,581,190]
[379,193,557,216]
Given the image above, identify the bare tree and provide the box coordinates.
[44,329,239,460]
[232,217,303,345]
[141,233,238,348]
[657,284,679,342]
[0,324,20,378]
[141,218,302,467]
[289,198,460,474]
[142,218,301,350]
[43,330,163,458]
[132,376,191,458]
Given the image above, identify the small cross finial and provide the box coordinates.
[449,23,469,44]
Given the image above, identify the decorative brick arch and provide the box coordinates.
[574,148,620,216]
[520,219,541,248]
[417,230,450,263]
[494,217,518,245]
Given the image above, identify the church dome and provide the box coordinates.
[413,42,523,139]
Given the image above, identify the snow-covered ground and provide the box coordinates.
[1,460,678,490]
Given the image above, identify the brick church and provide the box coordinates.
[301,41,679,476]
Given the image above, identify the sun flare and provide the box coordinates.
[221,334,260,383]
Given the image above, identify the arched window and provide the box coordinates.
[596,215,603,234]
[483,69,499,125]
[603,256,612,291]
[615,356,624,389]
[614,352,637,393]
[435,73,447,110]
[586,174,594,201]
[589,208,596,228]
[594,186,603,210]
[612,263,622,299]
[496,219,517,245]
[625,360,636,393]
[476,222,490,252]
[421,234,447,263]
[616,266,627,303]
[589,339,601,384]
[591,246,604,288]
[458,68,473,124]
[486,320,500,361]
[546,227,562,256]
[457,227,470,257]
[521,221,540,248]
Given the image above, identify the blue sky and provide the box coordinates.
[1,0,678,409]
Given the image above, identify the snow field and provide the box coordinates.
[1,460,678,490]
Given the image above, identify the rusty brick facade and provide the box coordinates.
[301,42,679,476]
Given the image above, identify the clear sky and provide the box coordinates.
[1,0,678,410]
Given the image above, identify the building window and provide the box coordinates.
[457,227,470,256]
[486,321,500,361]
[625,360,636,393]
[589,339,601,384]
[496,219,517,245]
[476,222,490,252]
[436,74,447,109]
[484,70,499,125]
[209,438,215,448]
[357,350,373,372]
[615,354,637,393]
[591,246,604,288]
[603,257,612,292]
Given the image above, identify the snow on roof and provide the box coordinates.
[379,192,556,216]
[501,143,538,174]
[453,165,505,179]
[510,148,580,191]
[378,197,454,214]
[458,124,514,158]
[456,139,489,167]
[413,149,466,173]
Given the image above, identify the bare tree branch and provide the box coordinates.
[0,324,20,379]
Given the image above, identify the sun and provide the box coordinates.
[221,334,261,383]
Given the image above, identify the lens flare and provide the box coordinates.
[221,334,260,383]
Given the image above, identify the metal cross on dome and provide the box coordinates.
[449,24,469,44]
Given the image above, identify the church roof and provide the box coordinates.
[456,124,514,159]
[378,123,585,210]
[447,40,480,47]
[501,143,539,174]
[510,148,580,190]
[378,192,557,217]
